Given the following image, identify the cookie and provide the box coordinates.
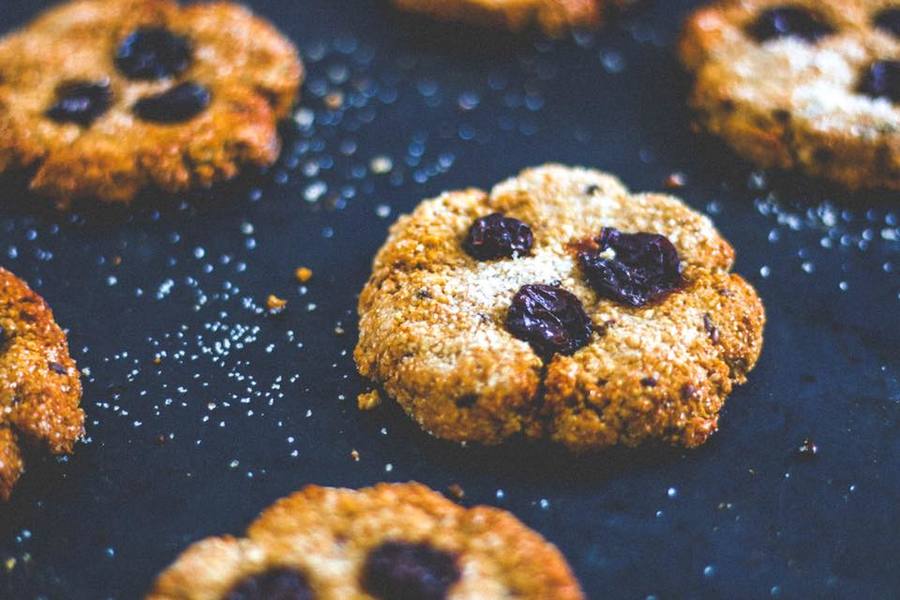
[354,165,765,452]
[148,482,584,599]
[680,0,900,190]
[391,0,636,37]
[0,0,303,207]
[0,268,83,500]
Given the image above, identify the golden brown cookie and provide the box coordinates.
[391,0,636,37]
[680,0,900,190]
[0,0,303,207]
[354,165,765,452]
[0,268,83,500]
[148,482,584,599]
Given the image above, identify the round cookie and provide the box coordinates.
[0,0,303,207]
[680,0,900,191]
[148,482,584,599]
[391,0,636,37]
[354,165,765,452]
[0,268,83,500]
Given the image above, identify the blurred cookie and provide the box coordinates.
[392,0,637,37]
[355,165,764,452]
[680,0,899,190]
[0,268,83,500]
[148,482,584,599]
[0,0,303,207]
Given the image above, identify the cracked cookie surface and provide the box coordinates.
[354,165,765,452]
[0,268,83,500]
[680,0,900,190]
[391,0,636,36]
[148,482,583,599]
[0,0,303,207]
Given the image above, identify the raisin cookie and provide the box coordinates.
[680,0,900,190]
[0,0,303,207]
[392,0,636,37]
[0,268,83,500]
[148,482,584,599]
[354,165,764,452]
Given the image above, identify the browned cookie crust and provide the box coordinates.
[391,0,637,36]
[680,0,900,190]
[148,482,584,599]
[0,0,303,207]
[355,165,765,452]
[0,268,83,500]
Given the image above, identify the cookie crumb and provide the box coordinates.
[357,390,382,411]
[4,557,15,572]
[294,267,313,283]
[266,294,288,313]
[325,91,344,110]
[664,171,688,189]
[350,449,361,462]
[447,483,465,500]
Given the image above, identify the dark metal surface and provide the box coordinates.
[0,1,898,598]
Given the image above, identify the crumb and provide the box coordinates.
[664,172,687,189]
[153,355,162,365]
[266,294,288,313]
[796,438,818,458]
[334,325,345,336]
[350,449,360,461]
[294,267,313,283]
[447,483,465,500]
[357,390,382,411]
[325,92,344,110]
[4,557,15,572]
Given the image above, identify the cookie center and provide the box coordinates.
[874,8,900,37]
[857,60,900,103]
[361,541,460,600]
[46,80,113,126]
[464,213,534,260]
[115,27,192,81]
[747,7,835,43]
[224,568,314,600]
[506,283,594,357]
[577,227,683,308]
[133,82,211,123]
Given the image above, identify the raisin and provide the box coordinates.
[463,213,533,260]
[361,541,460,600]
[748,7,834,43]
[857,60,900,103]
[874,9,900,37]
[46,80,113,126]
[506,284,593,357]
[115,27,192,80]
[225,568,314,600]
[578,228,683,308]
[133,82,210,123]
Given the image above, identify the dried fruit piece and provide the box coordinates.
[224,568,314,600]
[361,541,460,600]
[463,213,534,261]
[116,27,192,80]
[857,60,900,103]
[506,284,593,357]
[747,7,834,43]
[46,80,113,126]
[578,228,683,308]
[133,82,210,123]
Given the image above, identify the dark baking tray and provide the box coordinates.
[1,0,898,598]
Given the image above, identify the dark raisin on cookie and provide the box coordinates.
[133,82,211,123]
[506,284,593,357]
[46,80,113,126]
[874,8,900,37]
[115,27,192,81]
[578,227,683,308]
[857,60,900,103]
[747,7,835,43]
[463,213,534,260]
[361,541,460,600]
[224,568,314,600]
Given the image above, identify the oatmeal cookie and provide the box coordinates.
[0,0,303,207]
[0,268,83,500]
[391,0,637,37]
[148,482,584,599]
[354,165,765,452]
[680,0,900,190]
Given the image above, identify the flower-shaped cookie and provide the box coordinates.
[355,165,765,452]
[680,0,900,190]
[0,268,83,500]
[0,0,303,207]
[149,483,584,599]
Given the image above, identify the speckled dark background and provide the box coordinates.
[0,1,898,598]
